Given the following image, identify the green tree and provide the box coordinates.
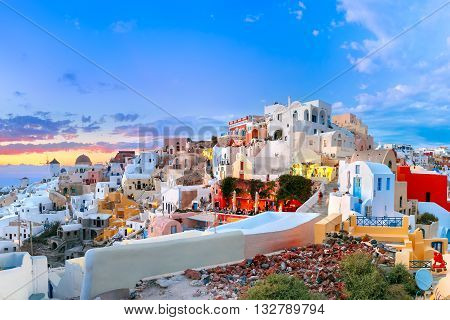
[248,179,264,200]
[416,212,438,225]
[276,175,313,204]
[220,177,238,206]
[242,274,324,300]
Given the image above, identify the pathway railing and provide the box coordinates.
[409,260,431,269]
[355,216,403,227]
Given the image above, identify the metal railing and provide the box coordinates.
[409,260,431,269]
[355,216,403,227]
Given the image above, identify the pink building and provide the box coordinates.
[163,137,190,154]
[148,216,182,237]
[332,113,374,151]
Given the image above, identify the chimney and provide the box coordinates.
[288,96,291,108]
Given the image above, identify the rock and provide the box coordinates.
[156,278,173,288]
[190,280,204,287]
[248,276,259,282]
[129,290,138,299]
[370,239,378,246]
[201,274,211,285]
[184,269,201,280]
[280,262,287,271]
[261,263,269,269]
[192,290,203,297]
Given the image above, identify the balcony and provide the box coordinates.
[355,216,403,227]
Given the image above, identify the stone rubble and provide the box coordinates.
[196,232,395,300]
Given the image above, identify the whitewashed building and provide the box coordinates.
[334,161,398,218]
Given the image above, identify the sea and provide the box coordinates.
[0,165,50,188]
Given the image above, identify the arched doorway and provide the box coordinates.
[304,110,309,121]
[274,129,283,140]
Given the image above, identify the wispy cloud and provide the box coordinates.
[110,20,136,33]
[289,1,306,20]
[312,29,320,37]
[244,14,262,23]
[112,113,139,122]
[58,72,90,94]
[0,115,74,142]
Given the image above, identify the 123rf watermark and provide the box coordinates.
[123,303,325,318]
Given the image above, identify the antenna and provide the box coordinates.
[415,268,433,295]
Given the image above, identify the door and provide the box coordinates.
[425,192,431,202]
[353,177,361,198]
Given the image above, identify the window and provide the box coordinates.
[386,178,390,190]
[170,225,177,234]
[240,161,244,170]
[399,196,403,208]
[355,165,360,174]
[377,178,382,191]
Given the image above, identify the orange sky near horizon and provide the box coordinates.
[0,150,118,166]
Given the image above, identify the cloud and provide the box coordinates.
[244,14,262,23]
[112,113,139,122]
[312,30,320,37]
[58,72,90,94]
[330,19,345,29]
[0,141,141,156]
[81,121,101,133]
[65,15,80,29]
[112,116,227,141]
[337,0,450,73]
[14,91,25,97]
[0,115,74,142]
[81,115,92,123]
[110,20,136,33]
[289,1,306,20]
[359,83,368,90]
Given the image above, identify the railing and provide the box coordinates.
[355,216,403,227]
[409,260,431,269]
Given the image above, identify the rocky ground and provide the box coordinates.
[132,232,395,300]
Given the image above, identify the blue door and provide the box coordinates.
[353,177,361,198]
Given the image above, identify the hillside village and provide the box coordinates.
[1,98,450,300]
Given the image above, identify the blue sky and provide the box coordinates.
[0,0,449,164]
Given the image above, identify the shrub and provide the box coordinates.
[385,264,417,297]
[385,284,412,300]
[242,274,324,300]
[416,212,438,225]
[340,252,388,300]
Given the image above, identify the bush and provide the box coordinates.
[385,264,417,297]
[416,212,438,225]
[242,274,324,300]
[340,252,388,300]
[385,284,412,300]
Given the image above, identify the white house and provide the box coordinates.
[94,182,110,200]
[335,161,398,218]
[0,240,18,253]
[122,152,159,198]
[161,183,211,213]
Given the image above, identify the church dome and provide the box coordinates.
[75,154,92,166]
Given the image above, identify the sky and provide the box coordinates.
[0,0,449,166]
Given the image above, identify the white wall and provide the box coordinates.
[0,252,48,300]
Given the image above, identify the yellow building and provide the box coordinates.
[232,153,253,180]
[202,148,213,161]
[292,163,336,182]
[94,192,141,242]
[393,229,448,268]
